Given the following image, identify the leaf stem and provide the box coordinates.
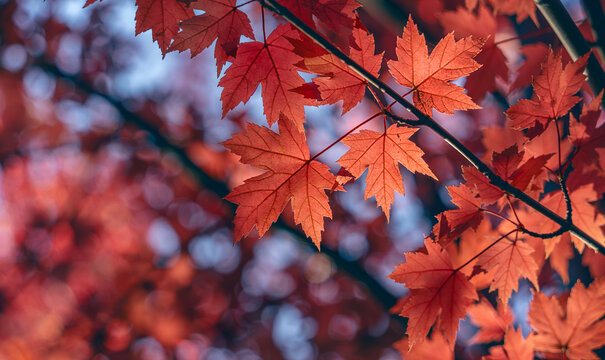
[367,85,386,110]
[506,195,522,225]
[260,0,605,254]
[553,118,563,173]
[236,0,256,8]
[310,111,383,161]
[482,208,519,228]
[261,6,267,42]
[455,230,518,273]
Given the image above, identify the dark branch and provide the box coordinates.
[261,0,605,254]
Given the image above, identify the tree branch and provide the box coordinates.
[32,58,403,322]
[535,0,605,102]
[260,0,605,255]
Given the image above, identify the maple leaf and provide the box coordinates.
[506,50,588,130]
[476,145,551,204]
[337,124,436,219]
[279,0,360,32]
[486,328,535,360]
[463,166,503,205]
[510,43,549,92]
[432,183,483,245]
[222,115,335,248]
[467,298,513,344]
[539,184,605,253]
[134,0,194,55]
[529,279,605,359]
[583,248,605,278]
[303,27,384,114]
[388,15,483,115]
[219,24,309,131]
[478,232,539,305]
[569,92,605,170]
[393,332,453,360]
[440,5,508,101]
[168,0,255,74]
[388,239,478,348]
[488,0,538,25]
[549,233,574,284]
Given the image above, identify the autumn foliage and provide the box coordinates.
[2,0,605,359]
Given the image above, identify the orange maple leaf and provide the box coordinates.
[478,232,539,305]
[486,328,535,360]
[467,298,513,344]
[529,279,605,359]
[393,331,453,360]
[219,24,310,131]
[388,15,483,115]
[432,183,484,245]
[303,26,384,114]
[337,124,435,219]
[222,115,335,248]
[280,0,360,32]
[489,0,538,25]
[440,5,508,102]
[506,50,588,130]
[537,184,605,254]
[388,239,478,348]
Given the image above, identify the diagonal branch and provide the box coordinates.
[260,0,605,255]
[32,58,403,321]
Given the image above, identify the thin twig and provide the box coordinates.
[261,0,605,254]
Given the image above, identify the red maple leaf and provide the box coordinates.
[393,332,453,360]
[388,239,478,348]
[440,5,508,102]
[302,26,383,114]
[433,183,484,245]
[388,15,484,115]
[486,328,535,360]
[134,0,194,55]
[467,298,514,344]
[219,24,310,131]
[506,50,588,130]
[222,115,335,248]
[538,184,605,254]
[488,0,538,25]
[569,92,605,170]
[478,232,539,305]
[463,146,550,207]
[510,43,549,92]
[279,0,360,32]
[529,279,605,359]
[337,124,436,219]
[168,0,255,74]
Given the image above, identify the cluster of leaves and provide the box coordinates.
[23,0,605,358]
